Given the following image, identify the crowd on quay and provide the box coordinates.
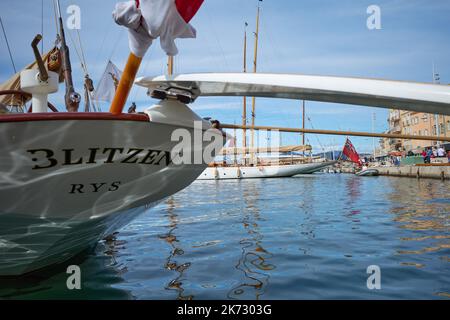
[420,146,450,164]
[376,146,450,166]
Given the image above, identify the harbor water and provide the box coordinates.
[0,174,448,299]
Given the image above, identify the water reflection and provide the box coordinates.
[0,241,132,299]
[103,233,129,276]
[228,181,275,300]
[387,179,449,296]
[389,179,449,233]
[346,175,363,202]
[160,197,193,300]
[344,176,362,220]
[297,177,317,255]
[0,176,447,299]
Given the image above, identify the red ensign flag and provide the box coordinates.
[113,0,204,57]
[342,138,362,166]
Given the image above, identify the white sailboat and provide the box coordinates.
[0,0,222,276]
[139,71,450,181]
[197,144,336,180]
[196,5,336,181]
[1,0,450,276]
[198,162,336,180]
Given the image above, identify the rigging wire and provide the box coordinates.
[41,0,44,54]
[67,30,87,74]
[0,16,17,74]
[52,0,60,41]
[67,29,98,111]
[94,21,112,65]
[108,30,125,62]
[204,7,230,72]
[307,116,327,153]
[76,30,89,75]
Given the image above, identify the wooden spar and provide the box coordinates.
[302,100,306,146]
[233,126,237,165]
[168,56,174,76]
[221,123,450,142]
[109,53,142,115]
[250,3,260,154]
[242,23,248,159]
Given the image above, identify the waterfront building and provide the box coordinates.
[379,109,450,154]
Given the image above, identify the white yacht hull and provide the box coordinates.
[197,162,335,180]
[0,112,223,276]
[356,168,379,176]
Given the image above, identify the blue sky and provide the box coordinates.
[1,0,449,152]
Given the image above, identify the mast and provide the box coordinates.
[54,0,80,112]
[242,22,248,164]
[372,112,376,157]
[250,1,261,161]
[432,63,440,146]
[302,100,306,152]
[168,56,174,76]
[233,125,238,165]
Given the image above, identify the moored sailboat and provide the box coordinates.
[1,0,450,276]
[0,0,221,276]
[195,3,335,180]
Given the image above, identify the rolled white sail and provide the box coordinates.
[136,73,450,115]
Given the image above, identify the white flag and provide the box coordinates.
[94,61,123,102]
[113,0,204,57]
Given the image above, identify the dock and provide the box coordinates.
[340,164,450,180]
[376,164,450,180]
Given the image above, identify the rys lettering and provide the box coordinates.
[27,147,172,170]
[69,182,121,194]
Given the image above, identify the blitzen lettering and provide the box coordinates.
[27,148,172,170]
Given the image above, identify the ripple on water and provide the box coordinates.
[0,175,448,299]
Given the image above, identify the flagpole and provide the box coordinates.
[337,142,344,161]
[109,53,142,115]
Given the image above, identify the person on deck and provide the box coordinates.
[421,149,427,163]
[427,148,433,163]
[437,146,445,157]
[128,102,137,113]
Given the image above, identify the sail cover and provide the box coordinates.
[136,73,450,116]
[113,0,204,57]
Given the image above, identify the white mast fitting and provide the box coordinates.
[20,35,59,113]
